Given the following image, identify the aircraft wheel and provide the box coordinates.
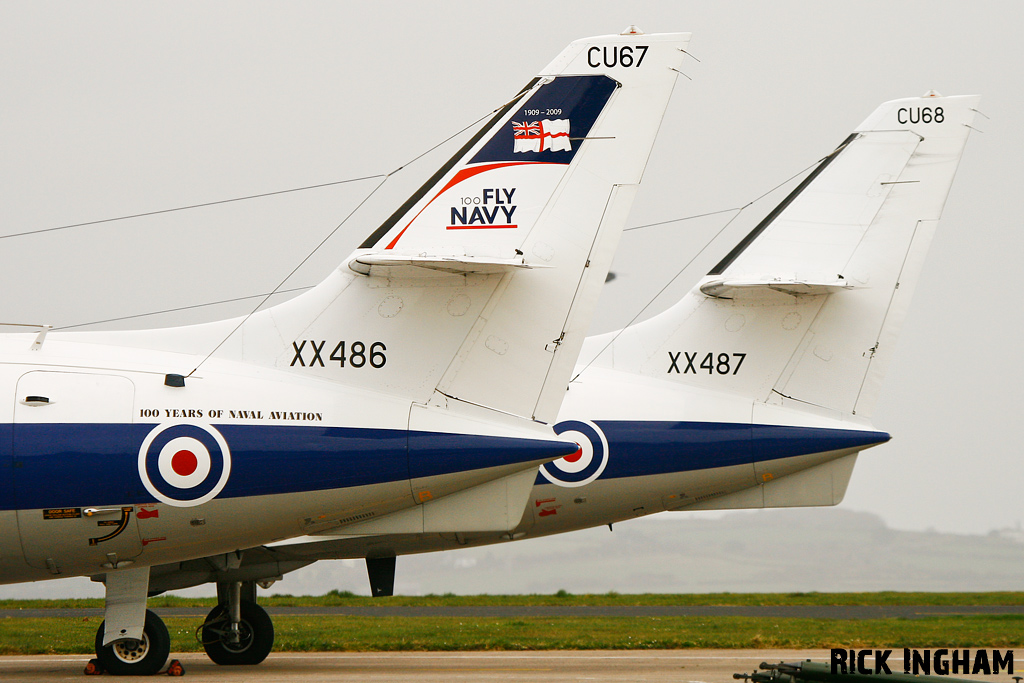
[201,600,274,665]
[94,609,170,676]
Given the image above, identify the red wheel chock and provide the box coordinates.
[83,656,184,676]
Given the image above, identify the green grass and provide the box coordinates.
[1,615,1023,655]
[2,593,1024,655]
[4,590,1024,610]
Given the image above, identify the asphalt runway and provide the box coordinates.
[3,604,1024,619]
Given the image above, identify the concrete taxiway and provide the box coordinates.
[0,650,1017,683]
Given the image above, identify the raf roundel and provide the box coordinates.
[138,423,232,507]
[540,419,609,488]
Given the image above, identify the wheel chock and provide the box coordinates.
[83,658,105,675]
[164,659,185,676]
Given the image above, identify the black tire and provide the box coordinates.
[94,609,170,676]
[201,600,274,665]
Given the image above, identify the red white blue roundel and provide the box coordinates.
[540,420,609,488]
[138,423,231,507]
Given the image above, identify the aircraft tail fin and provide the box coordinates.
[208,30,691,423]
[590,93,979,418]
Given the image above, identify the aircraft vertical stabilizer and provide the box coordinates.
[68,32,690,426]
[586,93,979,418]
[423,33,690,423]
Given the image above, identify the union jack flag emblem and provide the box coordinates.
[512,118,571,153]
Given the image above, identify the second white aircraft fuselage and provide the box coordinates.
[245,365,891,572]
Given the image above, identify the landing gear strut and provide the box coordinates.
[201,581,274,665]
[94,609,170,676]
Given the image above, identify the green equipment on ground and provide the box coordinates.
[734,660,993,683]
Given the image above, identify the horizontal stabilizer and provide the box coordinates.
[699,277,857,302]
[350,251,539,276]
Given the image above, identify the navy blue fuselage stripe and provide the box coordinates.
[470,75,618,165]
[1,424,577,510]
[533,421,890,485]
[0,421,888,510]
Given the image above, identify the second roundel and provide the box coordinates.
[540,419,609,488]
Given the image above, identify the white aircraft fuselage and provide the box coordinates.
[0,334,577,585]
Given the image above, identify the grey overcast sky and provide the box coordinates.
[1,2,1022,596]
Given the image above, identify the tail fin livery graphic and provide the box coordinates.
[360,74,619,252]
